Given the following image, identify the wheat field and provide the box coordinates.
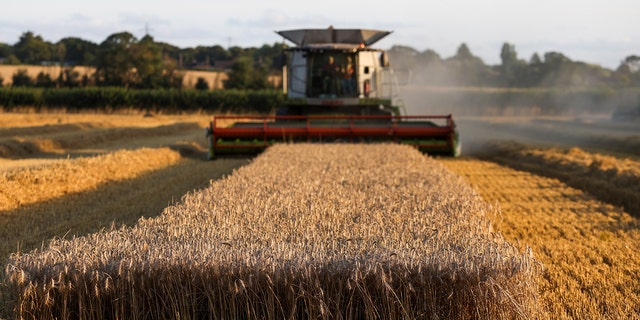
[1,112,639,319]
[6,144,540,319]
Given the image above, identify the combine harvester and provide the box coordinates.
[207,27,460,159]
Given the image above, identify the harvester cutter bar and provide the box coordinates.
[208,114,458,158]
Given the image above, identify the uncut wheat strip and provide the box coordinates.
[13,144,514,264]
[0,147,182,211]
[7,143,539,318]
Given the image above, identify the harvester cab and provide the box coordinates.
[207,27,460,159]
[275,28,400,117]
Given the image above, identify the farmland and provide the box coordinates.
[0,65,228,90]
[1,111,639,319]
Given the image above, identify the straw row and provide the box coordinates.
[485,141,640,216]
[0,147,182,211]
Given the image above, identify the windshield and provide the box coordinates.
[308,52,357,98]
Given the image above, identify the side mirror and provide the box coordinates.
[380,52,390,67]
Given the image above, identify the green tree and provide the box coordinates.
[499,43,532,87]
[195,77,209,90]
[419,49,442,65]
[190,45,230,68]
[35,72,55,88]
[249,66,270,90]
[57,68,81,87]
[3,54,20,65]
[159,55,184,89]
[156,42,182,68]
[228,46,245,59]
[529,53,542,65]
[543,51,570,66]
[453,43,474,61]
[387,45,420,69]
[13,31,52,64]
[537,52,612,87]
[614,55,640,87]
[521,53,543,86]
[620,55,640,73]
[95,32,183,88]
[12,69,33,87]
[54,43,66,66]
[500,43,517,65]
[252,42,286,71]
[224,56,252,89]
[132,35,165,88]
[95,32,138,87]
[499,42,518,85]
[57,37,98,65]
[445,43,494,86]
[0,43,13,61]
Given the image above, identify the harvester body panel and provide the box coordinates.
[207,27,461,159]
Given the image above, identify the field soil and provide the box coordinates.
[1,111,639,318]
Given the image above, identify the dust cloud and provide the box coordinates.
[394,82,640,156]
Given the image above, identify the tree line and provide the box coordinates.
[387,44,640,88]
[0,31,283,90]
[0,31,639,89]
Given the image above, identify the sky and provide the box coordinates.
[1,0,638,69]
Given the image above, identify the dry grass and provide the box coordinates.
[6,144,540,319]
[441,158,640,319]
[0,66,94,86]
[482,141,640,216]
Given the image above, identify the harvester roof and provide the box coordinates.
[276,27,392,48]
